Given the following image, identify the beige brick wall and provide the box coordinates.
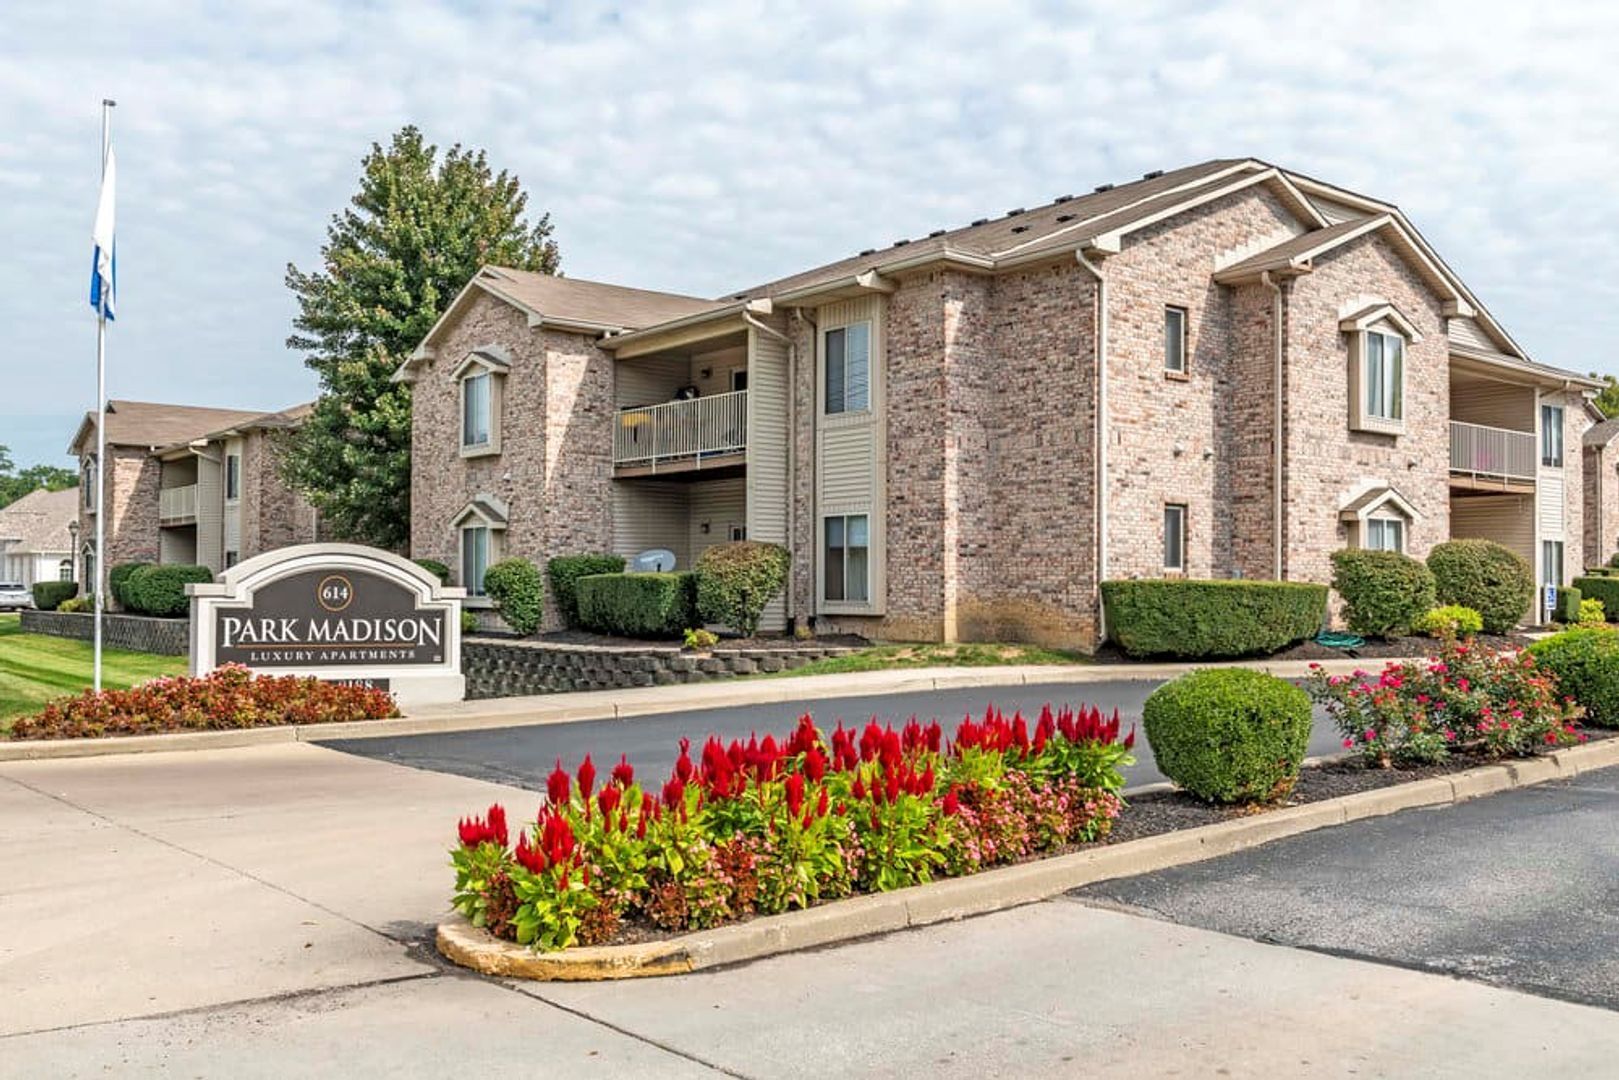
[1586,440,1619,567]
[240,429,318,558]
[77,446,161,582]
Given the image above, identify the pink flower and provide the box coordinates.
[1342,738,1355,749]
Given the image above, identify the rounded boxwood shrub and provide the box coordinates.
[1330,549,1435,638]
[108,561,151,609]
[575,572,698,639]
[413,558,451,586]
[547,554,626,628]
[31,580,78,611]
[695,541,790,637]
[482,558,544,636]
[1143,668,1313,804]
[1411,604,1484,638]
[1528,627,1619,728]
[1426,540,1533,635]
[1101,579,1326,659]
[124,564,213,617]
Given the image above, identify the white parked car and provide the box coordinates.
[0,582,34,611]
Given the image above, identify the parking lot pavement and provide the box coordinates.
[1077,764,1619,1011]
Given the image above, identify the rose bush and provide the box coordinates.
[451,703,1135,951]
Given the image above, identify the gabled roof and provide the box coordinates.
[0,486,78,554]
[153,400,317,457]
[1585,416,1619,448]
[70,401,268,455]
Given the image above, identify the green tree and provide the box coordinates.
[281,126,560,549]
[1592,372,1619,419]
[0,446,77,509]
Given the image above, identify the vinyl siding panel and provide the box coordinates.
[746,323,790,631]
[1451,493,1535,565]
[611,481,690,569]
[689,476,747,564]
[616,356,688,409]
[1539,472,1566,538]
[814,294,886,615]
[1448,317,1498,354]
[1309,196,1373,225]
[197,452,225,571]
[1450,380,1535,431]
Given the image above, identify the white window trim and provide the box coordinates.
[224,451,242,504]
[820,512,872,606]
[1364,516,1405,553]
[1163,503,1188,572]
[1541,404,1565,469]
[450,495,508,603]
[1342,305,1418,436]
[452,348,508,459]
[1164,306,1189,377]
[820,319,874,420]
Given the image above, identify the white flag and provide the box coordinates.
[90,147,116,320]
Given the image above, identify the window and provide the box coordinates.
[823,514,870,603]
[729,524,747,542]
[58,559,72,582]
[1543,540,1564,590]
[81,543,96,596]
[1541,404,1564,468]
[824,322,871,415]
[1163,504,1187,572]
[225,453,241,501]
[463,371,492,449]
[1366,518,1404,553]
[1164,307,1188,375]
[224,550,239,569]
[1364,331,1404,422]
[730,368,749,393]
[82,457,96,510]
[461,525,492,596]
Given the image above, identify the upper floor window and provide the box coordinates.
[225,452,241,501]
[1364,331,1404,422]
[82,457,97,510]
[453,346,509,458]
[463,371,491,449]
[1541,404,1565,468]
[1365,517,1404,553]
[1164,306,1188,375]
[1342,304,1419,436]
[824,322,871,416]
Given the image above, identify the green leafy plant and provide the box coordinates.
[1528,627,1619,727]
[57,593,94,614]
[683,627,719,651]
[1143,669,1312,803]
[413,558,451,585]
[1579,598,1607,627]
[1330,549,1435,638]
[122,564,214,617]
[1573,575,1619,624]
[1411,605,1484,638]
[575,572,698,638]
[1426,540,1533,635]
[1553,586,1582,625]
[31,581,77,611]
[108,562,151,609]
[482,558,543,635]
[1100,579,1326,658]
[461,610,478,634]
[694,541,789,637]
[547,554,626,627]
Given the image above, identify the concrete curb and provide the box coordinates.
[0,656,1377,761]
[434,736,1619,981]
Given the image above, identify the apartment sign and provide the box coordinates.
[189,544,466,707]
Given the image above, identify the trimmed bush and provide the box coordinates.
[575,572,698,639]
[108,561,151,609]
[1574,576,1619,623]
[483,558,544,636]
[1100,579,1326,659]
[1579,598,1607,627]
[1143,669,1313,804]
[695,541,790,637]
[547,554,626,628]
[124,564,213,617]
[1411,605,1484,638]
[31,580,78,611]
[1330,549,1435,638]
[1427,540,1533,635]
[413,558,452,586]
[58,593,94,614]
[1529,627,1619,728]
[1554,586,1583,625]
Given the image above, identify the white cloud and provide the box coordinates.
[2,0,1617,466]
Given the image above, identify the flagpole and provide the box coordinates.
[93,98,114,692]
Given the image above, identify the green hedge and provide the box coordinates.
[547,554,626,627]
[108,562,151,609]
[1529,628,1619,727]
[124,564,213,617]
[1143,669,1313,803]
[695,541,789,636]
[413,558,451,586]
[31,580,78,611]
[1100,579,1326,659]
[1427,540,1533,634]
[1574,576,1619,623]
[1555,586,1583,625]
[575,572,698,639]
[1330,549,1435,638]
[483,558,544,636]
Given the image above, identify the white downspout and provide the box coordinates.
[1263,271,1284,580]
[1076,251,1108,640]
[744,309,796,627]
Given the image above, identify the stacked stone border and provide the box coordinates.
[463,637,857,698]
[435,736,1619,981]
[20,609,189,656]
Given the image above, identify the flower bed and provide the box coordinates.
[11,664,399,740]
[451,705,1135,951]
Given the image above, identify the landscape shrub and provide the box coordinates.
[1099,579,1326,659]
[1411,605,1484,639]
[1553,586,1582,625]
[461,610,479,634]
[482,558,544,636]
[1610,552,1619,569]
[413,558,452,585]
[31,580,77,611]
[58,594,94,613]
[1426,540,1533,635]
[547,554,626,628]
[123,564,214,617]
[1573,576,1619,623]
[1528,628,1619,728]
[695,541,790,637]
[1329,549,1435,638]
[1308,638,1582,766]
[1142,669,1312,804]
[11,664,399,740]
[683,627,719,651]
[108,561,151,609]
[1579,598,1608,627]
[575,572,698,639]
[450,703,1135,950]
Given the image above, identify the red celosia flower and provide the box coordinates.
[940,788,961,816]
[612,754,635,788]
[852,776,867,801]
[675,737,695,783]
[784,772,806,819]
[514,831,546,873]
[598,784,622,822]
[457,803,508,848]
[577,755,597,801]
[803,745,827,782]
[816,787,830,819]
[547,759,571,807]
[662,775,686,810]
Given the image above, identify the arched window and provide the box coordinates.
[58,558,73,582]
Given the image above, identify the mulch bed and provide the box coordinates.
[1092,632,1533,665]
[470,629,871,651]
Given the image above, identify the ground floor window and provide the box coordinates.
[461,525,492,596]
[824,514,869,603]
[1543,540,1564,589]
[58,559,72,582]
[1163,504,1187,572]
[81,543,96,595]
[1366,518,1404,553]
[224,550,240,569]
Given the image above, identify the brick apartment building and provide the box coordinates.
[396,158,1605,649]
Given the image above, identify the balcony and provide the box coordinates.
[1449,420,1536,490]
[159,484,198,525]
[614,389,747,476]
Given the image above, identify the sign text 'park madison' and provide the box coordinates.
[212,567,446,668]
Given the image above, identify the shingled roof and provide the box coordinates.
[0,486,78,555]
[70,401,268,455]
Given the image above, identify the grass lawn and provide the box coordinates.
[763,641,1091,678]
[0,614,187,735]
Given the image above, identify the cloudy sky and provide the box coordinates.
[2,1,1616,467]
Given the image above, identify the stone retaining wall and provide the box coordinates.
[463,638,857,698]
[20,609,190,656]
